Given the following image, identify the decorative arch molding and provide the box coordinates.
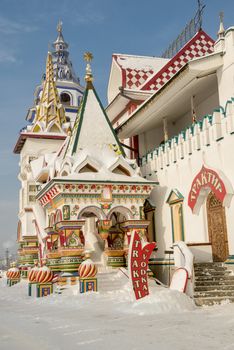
[59,163,71,177]
[108,157,134,177]
[55,209,62,223]
[49,213,55,227]
[46,121,62,133]
[73,156,100,174]
[77,206,106,220]
[107,206,133,220]
[32,121,43,133]
[188,165,234,214]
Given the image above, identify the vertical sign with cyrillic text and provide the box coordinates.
[128,231,156,300]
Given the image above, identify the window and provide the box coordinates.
[28,183,40,203]
[60,92,71,105]
[167,189,185,242]
[29,195,36,203]
[143,199,156,242]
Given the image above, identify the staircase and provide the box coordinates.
[194,262,234,306]
[97,269,129,292]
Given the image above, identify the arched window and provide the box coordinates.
[60,92,71,105]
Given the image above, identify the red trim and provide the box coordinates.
[141,30,214,91]
[188,165,227,213]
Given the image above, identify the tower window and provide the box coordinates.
[60,92,71,105]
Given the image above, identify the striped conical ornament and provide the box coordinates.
[6,268,12,278]
[28,264,39,282]
[78,259,97,278]
[36,265,53,283]
[9,267,20,279]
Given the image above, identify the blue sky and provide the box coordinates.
[0,0,234,257]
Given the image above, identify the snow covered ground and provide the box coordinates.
[1,274,234,350]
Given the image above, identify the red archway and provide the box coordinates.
[188,165,233,214]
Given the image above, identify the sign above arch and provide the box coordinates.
[188,165,234,214]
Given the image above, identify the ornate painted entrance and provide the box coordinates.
[206,192,229,262]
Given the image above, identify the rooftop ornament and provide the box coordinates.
[218,11,225,38]
[84,51,94,84]
[161,0,206,59]
[57,19,63,33]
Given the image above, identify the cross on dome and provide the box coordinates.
[84,52,94,83]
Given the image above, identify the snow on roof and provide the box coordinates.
[113,54,169,90]
[115,53,169,72]
[112,31,214,94]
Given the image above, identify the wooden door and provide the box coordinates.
[207,192,229,262]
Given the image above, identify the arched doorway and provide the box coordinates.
[207,192,229,262]
[77,206,106,220]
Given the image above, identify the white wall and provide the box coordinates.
[142,103,234,262]
[139,90,219,157]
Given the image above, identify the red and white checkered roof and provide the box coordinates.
[142,30,214,91]
[113,30,214,92]
[113,54,169,90]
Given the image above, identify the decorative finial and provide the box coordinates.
[84,52,94,83]
[218,11,225,38]
[57,20,63,33]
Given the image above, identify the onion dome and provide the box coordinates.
[78,258,97,278]
[28,260,39,282]
[8,264,20,280]
[6,265,12,278]
[36,260,53,283]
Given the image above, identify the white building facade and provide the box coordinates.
[106,19,234,282]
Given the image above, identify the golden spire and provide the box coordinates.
[32,52,66,132]
[84,51,94,84]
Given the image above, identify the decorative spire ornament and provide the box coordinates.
[52,21,79,83]
[57,19,63,33]
[32,51,66,131]
[84,52,94,84]
[218,11,225,38]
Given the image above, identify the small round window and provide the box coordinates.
[60,92,71,105]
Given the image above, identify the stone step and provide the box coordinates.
[195,296,234,306]
[195,279,234,286]
[194,290,234,298]
[194,263,223,268]
[194,267,227,273]
[195,284,234,292]
[195,271,232,278]
[194,275,234,282]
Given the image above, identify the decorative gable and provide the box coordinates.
[73,156,100,174]
[166,189,184,204]
[109,157,134,177]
